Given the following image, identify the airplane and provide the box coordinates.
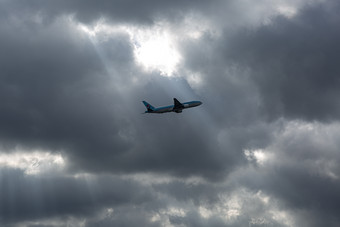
[142,98,202,113]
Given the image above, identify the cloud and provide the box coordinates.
[0,11,239,179]
[234,120,340,227]
[222,1,340,121]
[1,0,340,226]
[0,168,158,225]
[1,0,214,26]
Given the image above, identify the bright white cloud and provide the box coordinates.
[276,5,298,18]
[78,21,181,77]
[244,149,272,165]
[0,150,66,175]
[77,15,219,78]
[132,29,181,76]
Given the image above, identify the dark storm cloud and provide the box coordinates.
[182,0,340,122]
[233,121,340,227]
[0,0,248,180]
[1,0,340,226]
[1,0,216,25]
[169,211,226,227]
[223,1,340,121]
[0,168,158,226]
[176,1,340,226]
[240,162,340,227]
[0,5,235,180]
[0,16,129,153]
[84,207,162,227]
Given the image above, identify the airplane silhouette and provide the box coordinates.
[143,98,202,113]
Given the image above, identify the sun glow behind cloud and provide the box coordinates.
[78,21,181,77]
[77,15,217,79]
[133,31,181,76]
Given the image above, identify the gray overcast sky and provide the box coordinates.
[1,0,340,226]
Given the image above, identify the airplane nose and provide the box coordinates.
[198,101,202,105]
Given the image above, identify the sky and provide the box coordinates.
[0,0,340,226]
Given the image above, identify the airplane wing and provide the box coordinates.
[173,98,184,109]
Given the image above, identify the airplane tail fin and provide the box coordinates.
[142,101,155,112]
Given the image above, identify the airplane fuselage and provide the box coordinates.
[151,101,202,113]
[143,99,202,114]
